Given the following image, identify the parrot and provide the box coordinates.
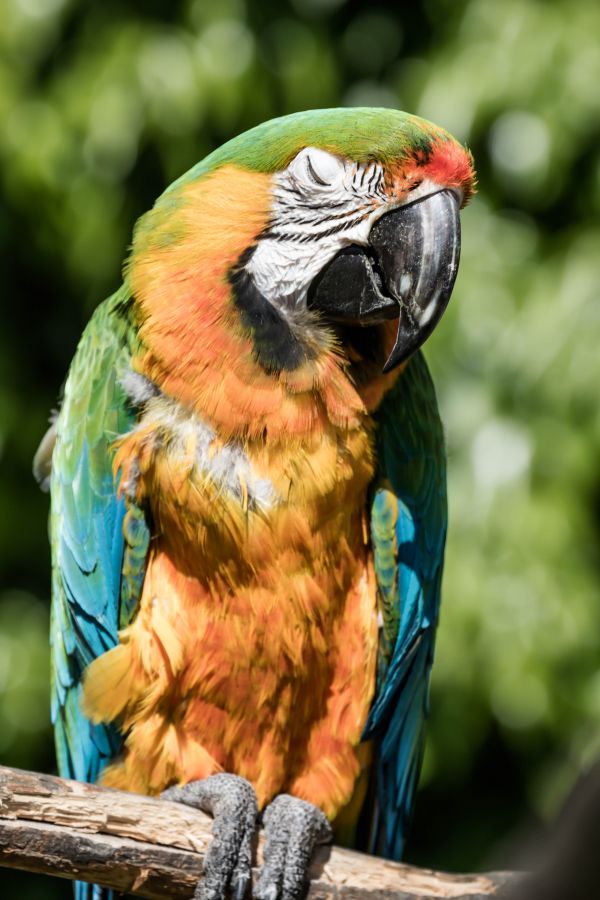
[33,107,475,900]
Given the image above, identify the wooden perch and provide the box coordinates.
[0,766,517,898]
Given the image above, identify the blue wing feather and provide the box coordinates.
[47,291,149,900]
[364,350,447,859]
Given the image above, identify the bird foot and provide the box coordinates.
[255,794,332,900]
[161,773,258,900]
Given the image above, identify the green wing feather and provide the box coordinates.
[49,288,149,786]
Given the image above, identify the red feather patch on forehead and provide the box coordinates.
[420,138,476,204]
[386,135,476,205]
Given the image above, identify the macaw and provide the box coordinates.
[34,108,475,900]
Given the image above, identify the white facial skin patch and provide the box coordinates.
[247,148,389,313]
[246,147,449,322]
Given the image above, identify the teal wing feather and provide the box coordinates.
[49,287,149,787]
[363,350,447,860]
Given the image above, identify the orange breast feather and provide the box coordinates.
[83,405,379,818]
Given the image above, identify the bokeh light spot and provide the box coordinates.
[489,110,551,178]
[138,34,195,98]
[471,419,532,491]
[15,0,66,20]
[197,20,255,80]
[491,671,549,730]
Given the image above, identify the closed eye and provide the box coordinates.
[306,156,329,186]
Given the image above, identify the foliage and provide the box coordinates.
[1,0,600,895]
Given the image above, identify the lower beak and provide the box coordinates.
[307,189,461,372]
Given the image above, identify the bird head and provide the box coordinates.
[128,108,475,437]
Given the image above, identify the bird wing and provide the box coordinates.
[363,349,447,859]
[48,289,150,785]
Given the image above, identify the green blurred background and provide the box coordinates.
[1,0,600,895]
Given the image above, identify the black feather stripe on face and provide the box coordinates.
[263,208,374,245]
[228,250,310,373]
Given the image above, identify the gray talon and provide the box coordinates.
[259,886,279,900]
[256,794,332,900]
[161,773,258,900]
[233,870,251,900]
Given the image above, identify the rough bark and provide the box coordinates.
[0,766,517,899]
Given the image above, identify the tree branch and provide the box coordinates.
[0,766,516,898]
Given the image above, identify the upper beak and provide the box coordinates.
[307,189,461,372]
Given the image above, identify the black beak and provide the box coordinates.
[307,189,461,372]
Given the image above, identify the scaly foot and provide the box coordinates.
[255,794,332,900]
[162,773,258,900]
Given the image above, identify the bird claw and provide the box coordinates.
[161,773,258,900]
[256,885,279,900]
[161,779,329,900]
[232,870,252,900]
[255,794,332,900]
